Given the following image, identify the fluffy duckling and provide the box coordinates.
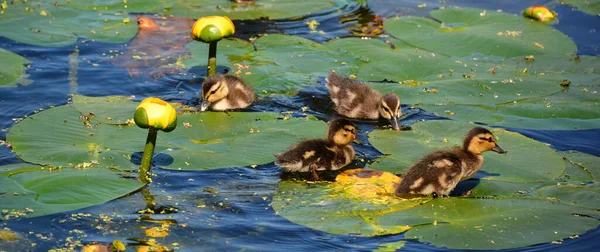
[396,127,507,197]
[275,118,357,181]
[200,74,255,111]
[326,72,402,130]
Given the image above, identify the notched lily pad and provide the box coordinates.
[375,198,599,250]
[7,96,326,170]
[0,49,32,87]
[561,0,600,15]
[0,163,142,218]
[367,120,565,184]
[384,8,576,57]
[186,35,361,95]
[272,168,599,250]
[271,168,431,236]
[536,183,600,210]
[0,0,137,47]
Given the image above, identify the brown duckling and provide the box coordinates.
[200,74,255,111]
[396,127,507,197]
[326,72,402,130]
[275,118,357,181]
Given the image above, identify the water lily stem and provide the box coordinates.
[139,127,158,183]
[207,41,217,77]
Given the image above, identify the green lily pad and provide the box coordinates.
[7,96,325,170]
[375,198,599,250]
[562,151,600,182]
[186,35,360,95]
[384,8,576,57]
[537,184,600,210]
[326,38,460,82]
[367,120,565,183]
[0,0,137,47]
[410,54,599,129]
[0,49,31,87]
[0,0,349,46]
[65,0,348,20]
[561,0,600,15]
[271,171,431,236]
[272,173,599,249]
[0,163,143,218]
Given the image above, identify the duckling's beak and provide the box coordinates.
[390,116,401,131]
[492,144,507,154]
[200,100,210,112]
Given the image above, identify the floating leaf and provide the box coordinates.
[0,163,142,218]
[561,0,600,15]
[562,151,600,182]
[384,8,576,57]
[0,0,349,47]
[7,96,325,170]
[375,198,599,250]
[185,35,361,95]
[65,0,349,21]
[367,120,565,184]
[272,169,599,249]
[419,54,600,129]
[0,1,137,47]
[271,169,431,236]
[537,184,600,210]
[0,49,31,87]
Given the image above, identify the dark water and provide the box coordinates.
[1,0,599,251]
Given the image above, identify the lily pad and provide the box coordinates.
[7,96,326,170]
[0,0,137,47]
[0,49,31,87]
[271,169,431,236]
[65,0,349,21]
[418,54,600,129]
[185,35,361,95]
[536,184,600,210]
[561,0,600,15]
[367,120,565,183]
[562,151,600,182]
[272,169,599,249]
[375,198,599,250]
[0,163,143,218]
[0,0,350,47]
[384,8,576,57]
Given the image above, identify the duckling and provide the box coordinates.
[275,118,357,181]
[200,74,255,111]
[396,127,507,197]
[326,72,402,130]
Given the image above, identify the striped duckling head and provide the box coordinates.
[326,118,357,146]
[378,93,401,131]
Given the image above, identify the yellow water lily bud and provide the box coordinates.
[191,16,235,43]
[523,6,556,23]
[134,97,177,132]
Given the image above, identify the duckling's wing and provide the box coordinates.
[275,139,329,171]
[224,75,255,108]
[397,151,463,196]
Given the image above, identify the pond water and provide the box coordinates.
[1,0,599,251]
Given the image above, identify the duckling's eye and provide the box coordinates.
[383,107,390,113]
[210,90,217,95]
[478,137,493,142]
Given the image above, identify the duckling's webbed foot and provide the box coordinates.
[309,164,320,181]
[431,192,449,198]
